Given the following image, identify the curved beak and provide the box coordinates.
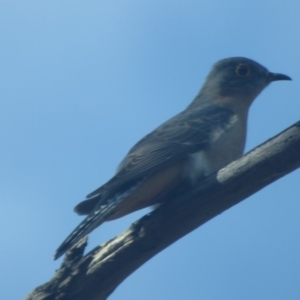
[268,72,292,82]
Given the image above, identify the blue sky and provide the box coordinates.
[1,1,300,299]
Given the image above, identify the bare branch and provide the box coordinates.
[26,121,300,300]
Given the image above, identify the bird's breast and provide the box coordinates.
[185,114,247,183]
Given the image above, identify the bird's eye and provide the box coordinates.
[235,64,250,77]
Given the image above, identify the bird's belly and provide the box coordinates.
[107,161,184,220]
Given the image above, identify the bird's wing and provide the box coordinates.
[87,104,235,198]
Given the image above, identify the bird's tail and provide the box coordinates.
[53,201,116,260]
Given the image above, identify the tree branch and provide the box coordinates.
[26,121,300,300]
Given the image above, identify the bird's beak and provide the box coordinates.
[268,72,292,82]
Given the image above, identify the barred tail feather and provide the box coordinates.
[53,202,116,260]
[54,179,144,260]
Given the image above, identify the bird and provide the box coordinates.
[54,57,291,260]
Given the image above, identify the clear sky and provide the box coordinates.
[1,1,300,299]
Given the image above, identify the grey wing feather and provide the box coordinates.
[87,104,235,198]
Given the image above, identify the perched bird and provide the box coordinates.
[54,57,291,260]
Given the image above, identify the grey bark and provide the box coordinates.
[26,121,300,300]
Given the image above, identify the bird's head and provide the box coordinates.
[197,57,291,110]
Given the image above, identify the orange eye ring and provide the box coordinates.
[235,64,251,77]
